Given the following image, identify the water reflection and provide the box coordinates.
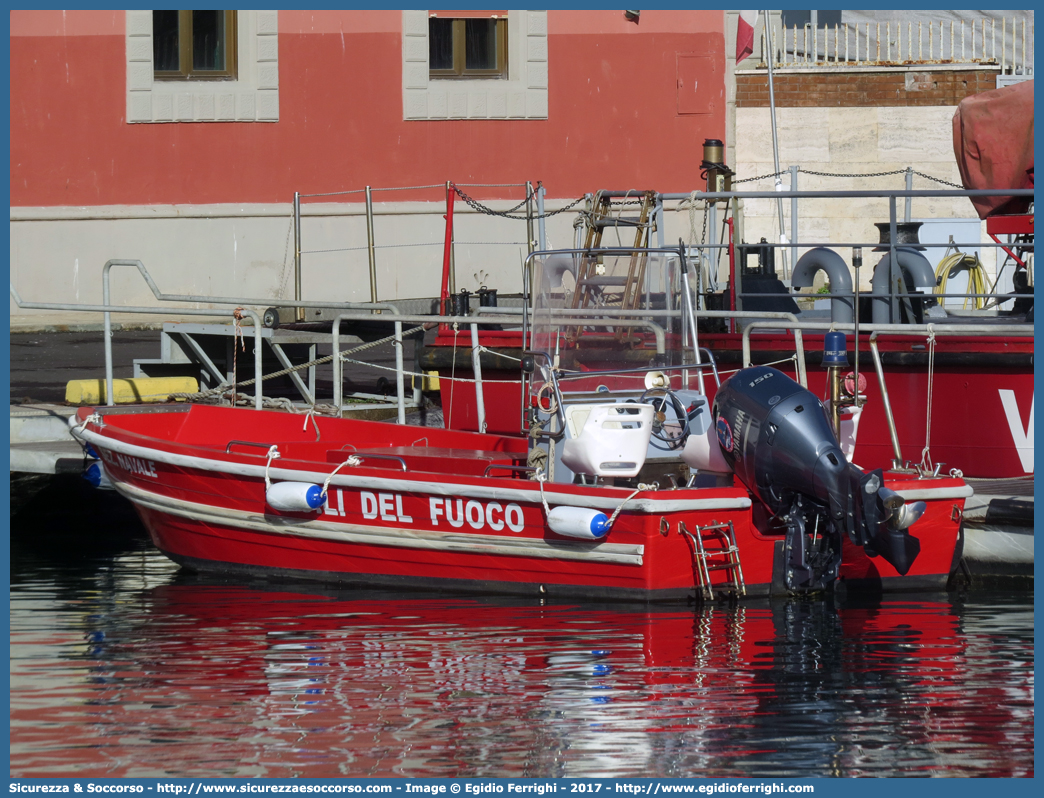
[10,542,1034,779]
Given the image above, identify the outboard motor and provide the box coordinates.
[713,366,923,592]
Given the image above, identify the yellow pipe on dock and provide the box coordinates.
[65,377,198,405]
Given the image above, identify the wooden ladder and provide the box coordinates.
[569,190,657,344]
[680,520,746,601]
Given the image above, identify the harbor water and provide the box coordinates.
[9,488,1034,779]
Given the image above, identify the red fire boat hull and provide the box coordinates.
[74,404,969,600]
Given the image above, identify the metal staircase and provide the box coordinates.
[680,520,746,600]
[569,190,658,344]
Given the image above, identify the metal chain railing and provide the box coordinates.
[801,168,909,179]
[453,185,586,220]
[910,170,965,189]
[733,167,964,189]
[733,170,788,184]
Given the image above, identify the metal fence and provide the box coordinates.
[290,182,541,313]
[761,15,1033,74]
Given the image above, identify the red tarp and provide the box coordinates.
[952,79,1034,219]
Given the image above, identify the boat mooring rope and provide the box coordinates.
[919,326,938,476]
[447,325,461,431]
[75,412,103,433]
[535,470,656,530]
[301,407,322,441]
[535,471,552,514]
[231,308,246,399]
[322,454,363,499]
[263,445,281,489]
[605,483,658,528]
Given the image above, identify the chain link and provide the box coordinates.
[453,185,586,220]
[801,168,909,179]
[733,170,787,184]
[735,167,965,189]
[911,170,965,189]
[458,183,538,215]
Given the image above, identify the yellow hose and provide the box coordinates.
[934,252,988,310]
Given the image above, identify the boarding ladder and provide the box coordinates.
[680,520,746,601]
[569,190,657,344]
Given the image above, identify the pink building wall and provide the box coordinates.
[10,10,726,206]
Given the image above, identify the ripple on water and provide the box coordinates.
[9,544,1035,778]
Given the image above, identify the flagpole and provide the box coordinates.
[763,10,789,279]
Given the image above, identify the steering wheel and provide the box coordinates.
[639,388,691,449]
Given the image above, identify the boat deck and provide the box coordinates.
[96,402,533,482]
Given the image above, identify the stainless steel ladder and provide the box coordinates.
[680,520,746,600]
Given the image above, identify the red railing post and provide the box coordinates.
[440,181,456,315]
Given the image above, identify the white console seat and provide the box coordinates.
[560,403,654,478]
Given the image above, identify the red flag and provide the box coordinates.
[736,10,759,64]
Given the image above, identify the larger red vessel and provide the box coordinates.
[426,220,1033,484]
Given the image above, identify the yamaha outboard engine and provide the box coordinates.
[713,366,923,592]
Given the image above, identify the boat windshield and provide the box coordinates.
[527,250,704,396]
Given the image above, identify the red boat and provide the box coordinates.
[72,347,969,600]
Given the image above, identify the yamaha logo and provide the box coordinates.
[716,416,734,453]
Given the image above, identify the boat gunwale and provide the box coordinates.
[75,422,757,513]
[77,417,972,509]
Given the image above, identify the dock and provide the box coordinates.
[10,403,83,475]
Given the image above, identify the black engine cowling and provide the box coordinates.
[713,366,922,591]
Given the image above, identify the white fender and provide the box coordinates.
[547,506,611,540]
[267,481,325,513]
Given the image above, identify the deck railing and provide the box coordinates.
[757,15,1033,75]
[291,181,543,320]
[9,187,1034,426]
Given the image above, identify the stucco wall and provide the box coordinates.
[10,9,726,207]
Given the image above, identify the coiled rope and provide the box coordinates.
[934,251,989,311]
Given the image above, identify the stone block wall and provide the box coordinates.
[729,66,1005,287]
